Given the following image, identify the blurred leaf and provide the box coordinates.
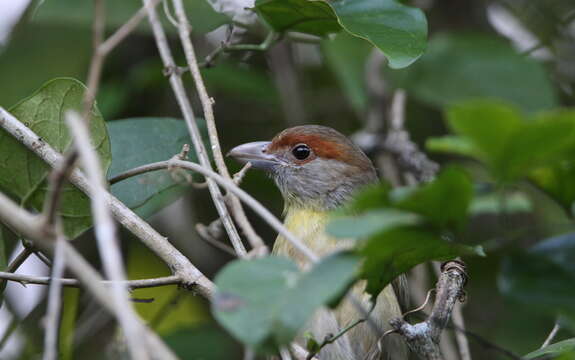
[59,288,80,360]
[470,192,532,215]
[212,254,360,348]
[127,242,207,335]
[499,232,575,325]
[327,209,421,239]
[33,0,227,34]
[0,78,111,238]
[163,325,240,360]
[525,338,575,359]
[390,33,558,112]
[255,0,426,68]
[445,100,575,183]
[528,110,575,211]
[341,182,392,214]
[108,117,201,219]
[255,0,341,36]
[361,227,484,297]
[322,32,372,113]
[392,166,473,231]
[425,136,480,158]
[329,0,427,69]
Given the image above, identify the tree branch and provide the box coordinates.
[42,235,66,360]
[390,261,468,359]
[142,0,246,256]
[171,0,266,255]
[0,107,213,297]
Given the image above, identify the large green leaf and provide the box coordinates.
[212,254,360,348]
[360,227,483,297]
[108,117,201,219]
[499,232,575,325]
[392,166,473,231]
[443,100,575,183]
[525,339,575,360]
[255,0,341,37]
[255,0,427,69]
[163,325,240,360]
[327,209,421,239]
[389,33,558,113]
[0,78,111,238]
[329,0,427,69]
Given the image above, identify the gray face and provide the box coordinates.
[228,125,378,211]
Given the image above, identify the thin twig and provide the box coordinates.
[143,0,246,256]
[67,111,148,360]
[541,322,560,349]
[0,271,181,288]
[42,234,66,360]
[0,107,214,296]
[0,316,18,351]
[171,0,266,255]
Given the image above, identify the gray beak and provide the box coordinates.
[227,141,278,170]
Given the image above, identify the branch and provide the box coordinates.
[0,107,213,297]
[42,235,66,360]
[171,0,266,254]
[390,261,468,360]
[142,0,246,256]
[66,111,148,360]
[0,271,180,288]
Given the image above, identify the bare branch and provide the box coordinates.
[0,107,213,296]
[66,111,149,360]
[390,261,468,359]
[541,322,560,349]
[142,0,246,256]
[0,271,180,288]
[42,235,65,360]
[171,0,266,255]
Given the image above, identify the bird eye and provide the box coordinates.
[292,144,311,160]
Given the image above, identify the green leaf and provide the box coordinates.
[389,33,558,113]
[255,0,427,68]
[499,232,575,324]
[0,225,7,302]
[163,325,240,360]
[328,0,427,69]
[0,78,111,238]
[326,209,421,239]
[341,182,392,214]
[108,118,201,218]
[425,136,480,159]
[255,0,341,37]
[392,166,473,231]
[212,253,360,348]
[525,339,575,360]
[360,227,483,297]
[470,192,532,215]
[445,100,575,183]
[528,110,575,211]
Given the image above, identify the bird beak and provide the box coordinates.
[227,141,279,170]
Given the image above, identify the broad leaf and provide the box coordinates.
[499,232,575,325]
[0,78,111,238]
[469,192,532,215]
[163,325,240,360]
[329,0,427,69]
[525,339,575,360]
[255,0,427,69]
[445,100,575,183]
[327,209,421,239]
[389,33,558,112]
[391,166,473,231]
[255,0,340,37]
[108,117,201,218]
[212,254,360,348]
[360,227,484,297]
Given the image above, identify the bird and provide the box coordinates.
[228,125,407,360]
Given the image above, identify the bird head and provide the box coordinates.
[228,125,377,211]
